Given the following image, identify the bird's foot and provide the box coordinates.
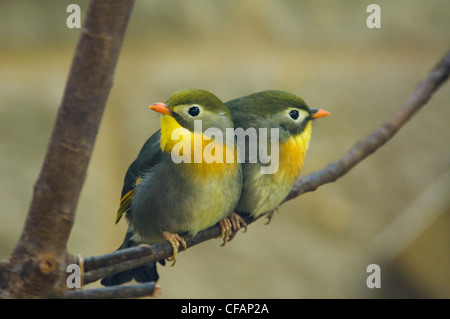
[219,212,248,246]
[163,231,187,266]
[265,207,280,225]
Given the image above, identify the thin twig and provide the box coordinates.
[284,48,450,201]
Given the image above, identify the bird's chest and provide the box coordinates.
[275,134,309,185]
[241,133,310,216]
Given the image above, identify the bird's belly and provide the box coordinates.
[186,177,239,234]
[130,162,240,243]
[245,177,292,217]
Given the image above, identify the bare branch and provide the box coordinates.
[0,0,135,298]
[81,49,450,290]
[18,0,134,254]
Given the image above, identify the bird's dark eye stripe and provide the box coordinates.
[188,106,200,117]
[289,109,299,120]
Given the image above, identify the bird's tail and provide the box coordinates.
[100,228,163,286]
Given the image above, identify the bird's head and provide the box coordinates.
[150,89,234,135]
[229,90,329,143]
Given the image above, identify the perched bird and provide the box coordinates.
[226,90,330,223]
[101,89,244,286]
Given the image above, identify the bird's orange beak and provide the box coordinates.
[311,108,331,119]
[149,102,171,115]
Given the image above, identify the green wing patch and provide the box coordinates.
[115,176,142,224]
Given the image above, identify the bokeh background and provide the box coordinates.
[1,0,449,298]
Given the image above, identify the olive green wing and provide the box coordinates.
[115,130,162,224]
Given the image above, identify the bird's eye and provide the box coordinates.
[188,105,200,117]
[289,109,299,120]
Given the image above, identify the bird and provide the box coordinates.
[101,89,244,286]
[225,90,330,224]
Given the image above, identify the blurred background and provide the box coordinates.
[0,0,449,298]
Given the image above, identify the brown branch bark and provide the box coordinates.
[0,0,134,298]
[73,49,450,296]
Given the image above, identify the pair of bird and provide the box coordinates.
[101,89,330,286]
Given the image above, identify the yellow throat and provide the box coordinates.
[275,121,312,184]
[159,115,238,179]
